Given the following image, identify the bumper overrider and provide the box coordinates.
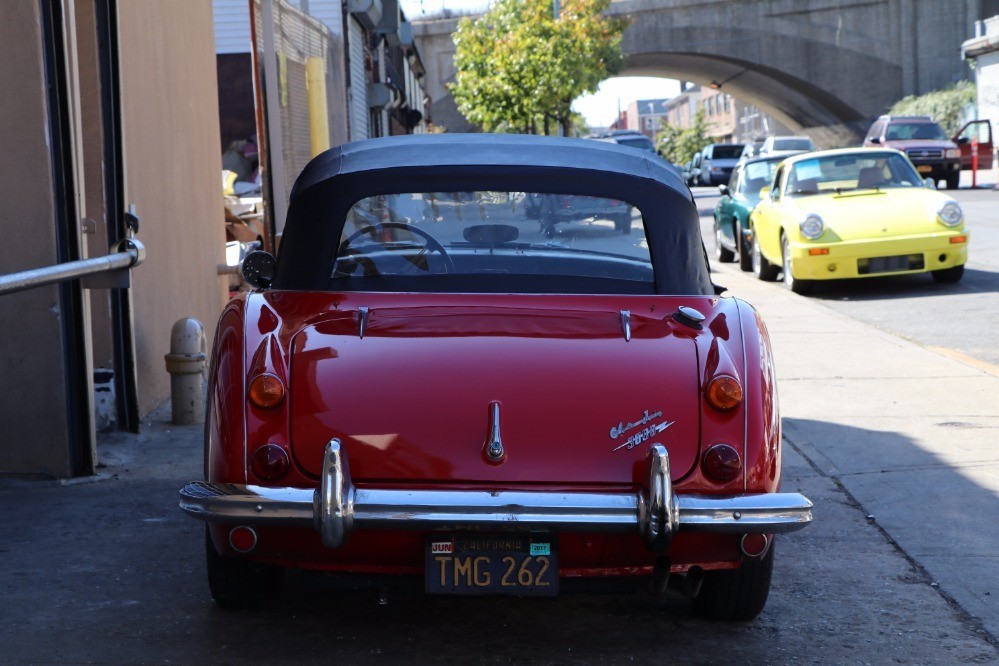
[180,441,812,552]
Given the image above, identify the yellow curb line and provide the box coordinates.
[925,346,999,379]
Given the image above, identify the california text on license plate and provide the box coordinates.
[426,535,558,596]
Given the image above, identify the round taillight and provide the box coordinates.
[229,526,258,553]
[702,443,742,482]
[251,443,290,481]
[249,373,284,408]
[706,375,743,411]
[740,533,770,560]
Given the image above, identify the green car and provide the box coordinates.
[712,155,787,271]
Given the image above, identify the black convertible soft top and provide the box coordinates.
[276,134,713,295]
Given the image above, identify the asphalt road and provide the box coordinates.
[1,404,995,665]
[694,181,999,370]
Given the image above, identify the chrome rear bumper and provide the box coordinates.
[180,441,812,552]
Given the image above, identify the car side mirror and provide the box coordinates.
[955,136,969,145]
[241,250,276,290]
[923,177,937,190]
[759,185,771,199]
[869,137,881,144]
[718,184,731,197]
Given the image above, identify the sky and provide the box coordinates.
[399,0,682,128]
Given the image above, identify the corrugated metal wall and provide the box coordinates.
[214,0,253,54]
[245,0,350,236]
[348,16,368,141]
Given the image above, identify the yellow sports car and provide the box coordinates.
[748,148,968,294]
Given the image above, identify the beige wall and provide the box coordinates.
[117,0,228,415]
[0,3,75,476]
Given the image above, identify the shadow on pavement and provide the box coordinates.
[793,267,999,301]
[783,416,999,646]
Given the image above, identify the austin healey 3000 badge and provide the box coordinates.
[609,408,675,452]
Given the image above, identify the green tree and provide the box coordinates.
[887,81,976,135]
[656,111,710,165]
[450,0,626,135]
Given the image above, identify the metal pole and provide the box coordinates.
[0,240,145,296]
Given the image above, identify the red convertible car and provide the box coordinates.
[180,134,811,620]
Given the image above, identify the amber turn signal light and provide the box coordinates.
[248,373,285,408]
[706,375,743,411]
[950,235,967,244]
[251,443,290,481]
[702,443,742,483]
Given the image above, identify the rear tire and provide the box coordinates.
[782,234,814,295]
[945,173,960,190]
[205,527,284,609]
[752,231,780,281]
[715,222,735,263]
[692,543,774,621]
[738,231,753,272]
[932,264,964,283]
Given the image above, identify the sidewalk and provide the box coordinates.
[716,261,999,642]
[960,165,998,189]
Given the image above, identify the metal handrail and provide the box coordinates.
[0,238,145,296]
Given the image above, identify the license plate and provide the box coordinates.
[916,165,933,173]
[858,254,924,275]
[426,535,558,596]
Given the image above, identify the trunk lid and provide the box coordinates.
[287,299,704,485]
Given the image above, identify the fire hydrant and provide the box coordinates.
[164,318,206,425]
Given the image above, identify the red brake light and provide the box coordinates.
[249,373,284,408]
[228,526,258,553]
[706,375,743,411]
[251,443,290,481]
[702,444,742,482]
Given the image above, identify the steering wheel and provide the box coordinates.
[340,222,455,274]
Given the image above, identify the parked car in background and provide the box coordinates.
[592,130,657,153]
[749,147,967,294]
[536,192,636,236]
[863,115,962,189]
[739,138,766,161]
[697,143,745,186]
[686,151,703,186]
[180,134,812,620]
[713,155,786,271]
[759,135,814,157]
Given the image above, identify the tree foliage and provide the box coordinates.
[656,111,710,165]
[450,0,626,134]
[887,81,976,135]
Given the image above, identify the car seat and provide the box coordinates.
[857,167,884,189]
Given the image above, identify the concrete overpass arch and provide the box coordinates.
[414,0,983,142]
[622,48,883,147]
